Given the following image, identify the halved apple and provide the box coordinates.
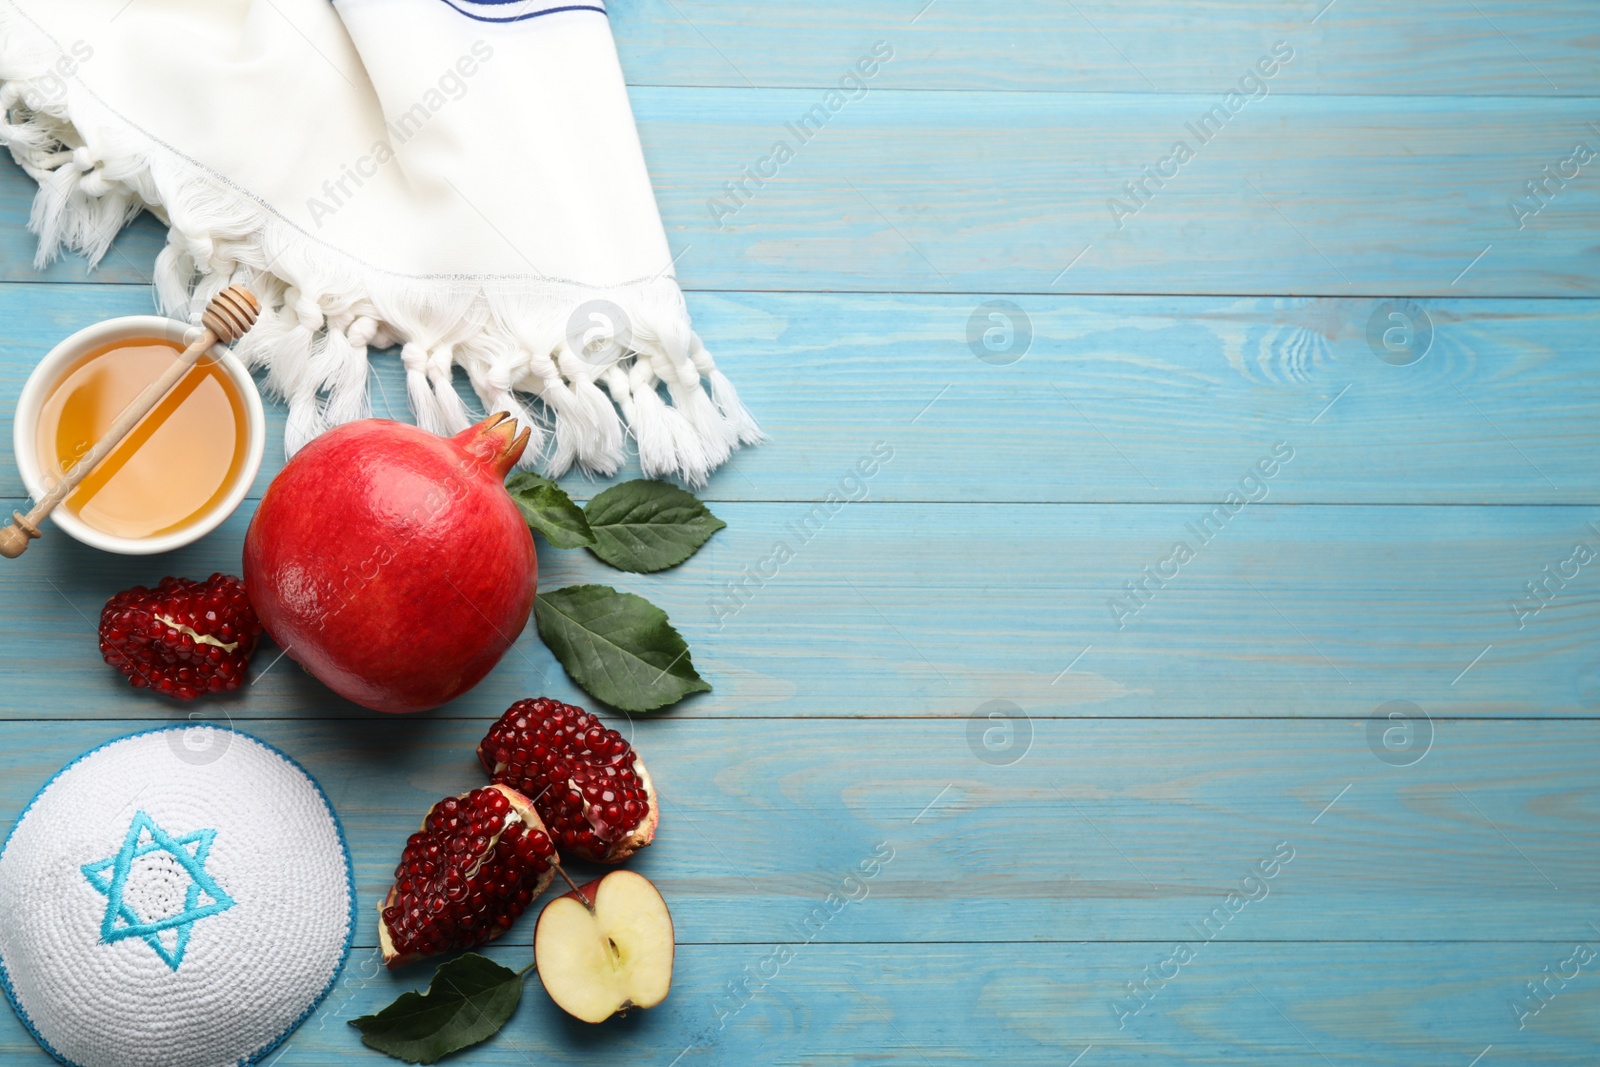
[534,870,674,1022]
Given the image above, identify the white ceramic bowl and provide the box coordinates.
[12,315,265,555]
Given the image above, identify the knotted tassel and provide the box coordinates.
[620,360,709,485]
[650,344,734,474]
[524,344,598,478]
[153,239,196,322]
[692,334,765,445]
[402,341,448,437]
[555,342,624,475]
[322,315,377,428]
[466,349,547,471]
[427,344,475,435]
[280,292,328,456]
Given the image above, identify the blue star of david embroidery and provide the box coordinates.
[80,812,235,971]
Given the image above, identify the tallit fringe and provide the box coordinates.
[0,16,759,486]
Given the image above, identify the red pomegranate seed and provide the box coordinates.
[477,698,660,864]
[379,784,559,969]
[98,574,261,700]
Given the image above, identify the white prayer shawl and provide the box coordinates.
[0,0,760,484]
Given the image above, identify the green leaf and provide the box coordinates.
[506,473,595,549]
[349,954,525,1064]
[584,480,726,573]
[535,584,711,712]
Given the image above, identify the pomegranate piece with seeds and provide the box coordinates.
[98,573,262,700]
[379,784,559,969]
[477,698,659,864]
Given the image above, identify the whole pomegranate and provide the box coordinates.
[244,412,536,713]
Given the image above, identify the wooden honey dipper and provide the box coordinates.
[0,286,261,559]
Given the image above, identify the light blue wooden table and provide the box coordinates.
[1,2,1598,1064]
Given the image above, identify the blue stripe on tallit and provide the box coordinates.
[431,0,606,22]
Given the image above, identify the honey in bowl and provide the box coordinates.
[34,336,249,541]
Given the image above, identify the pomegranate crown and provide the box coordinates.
[455,412,532,477]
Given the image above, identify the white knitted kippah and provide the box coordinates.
[0,726,354,1067]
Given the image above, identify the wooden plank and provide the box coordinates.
[611,0,1600,96]
[1,92,1597,294]
[1,285,1597,505]
[0,499,1595,720]
[642,89,1600,296]
[243,941,1600,1065]
[1,937,1597,1062]
[0,718,1593,949]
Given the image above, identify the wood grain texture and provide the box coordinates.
[5,940,1595,1066]
[4,499,1599,720]
[2,285,1597,505]
[641,90,1600,296]
[610,0,1600,96]
[0,718,1591,946]
[0,93,1597,294]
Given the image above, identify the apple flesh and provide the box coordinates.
[535,870,674,1022]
